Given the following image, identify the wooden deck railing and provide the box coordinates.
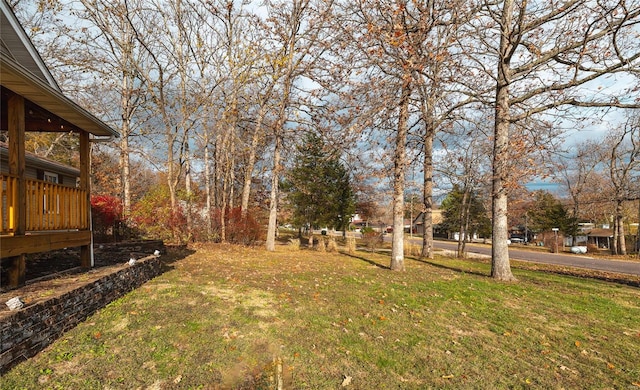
[1,174,18,234]
[1,174,88,234]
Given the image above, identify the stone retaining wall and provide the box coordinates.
[94,240,166,265]
[0,255,162,374]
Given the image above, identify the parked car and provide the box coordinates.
[509,235,525,243]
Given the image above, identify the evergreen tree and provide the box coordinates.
[440,184,491,240]
[528,191,578,237]
[285,133,356,232]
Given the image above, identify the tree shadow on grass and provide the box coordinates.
[406,256,490,278]
[158,245,196,272]
[340,251,390,270]
[408,256,640,287]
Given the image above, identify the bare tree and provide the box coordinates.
[554,139,602,245]
[123,0,214,242]
[339,0,481,267]
[466,0,640,280]
[76,0,152,217]
[439,123,492,257]
[601,118,640,255]
[260,0,337,251]
[12,0,150,216]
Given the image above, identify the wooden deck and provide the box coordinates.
[2,174,88,235]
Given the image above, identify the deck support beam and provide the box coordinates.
[79,131,92,268]
[6,93,26,287]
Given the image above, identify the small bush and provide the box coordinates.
[346,237,356,254]
[404,240,420,256]
[222,207,264,245]
[130,185,187,243]
[91,194,124,242]
[317,237,326,252]
[288,238,301,251]
[362,231,382,252]
[327,237,338,252]
[361,226,375,234]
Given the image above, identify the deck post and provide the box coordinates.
[79,131,92,268]
[7,93,26,287]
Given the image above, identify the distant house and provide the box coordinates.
[1,0,119,288]
[586,228,614,250]
[412,210,445,237]
[1,143,80,186]
[350,213,367,230]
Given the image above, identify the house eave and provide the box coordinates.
[1,55,119,138]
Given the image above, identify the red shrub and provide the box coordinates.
[92,195,123,227]
[211,207,264,245]
[91,195,124,242]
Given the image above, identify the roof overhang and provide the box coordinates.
[1,54,119,138]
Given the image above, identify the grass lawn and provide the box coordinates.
[2,243,640,389]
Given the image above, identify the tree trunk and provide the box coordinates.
[462,190,473,256]
[421,121,434,259]
[219,120,236,243]
[229,147,235,211]
[240,104,267,218]
[214,133,222,208]
[204,139,212,239]
[616,200,626,255]
[491,0,516,281]
[390,80,411,271]
[185,141,193,241]
[612,215,619,255]
[457,188,469,258]
[119,102,131,217]
[266,134,282,251]
[167,133,179,242]
[119,127,131,216]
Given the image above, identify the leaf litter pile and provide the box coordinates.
[2,243,640,389]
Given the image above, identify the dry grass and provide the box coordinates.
[2,244,640,389]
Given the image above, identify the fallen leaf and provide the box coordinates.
[607,362,615,370]
[574,341,581,347]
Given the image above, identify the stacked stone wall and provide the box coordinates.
[0,255,162,374]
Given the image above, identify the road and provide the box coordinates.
[430,239,640,276]
[316,230,639,276]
